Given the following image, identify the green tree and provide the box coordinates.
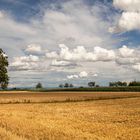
[69,84,74,88]
[0,49,9,89]
[88,82,95,87]
[122,82,127,86]
[59,84,63,88]
[109,81,127,87]
[36,83,43,89]
[129,81,140,86]
[64,83,69,88]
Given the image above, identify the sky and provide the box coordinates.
[0,0,140,88]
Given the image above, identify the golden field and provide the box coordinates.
[0,92,139,140]
[0,91,139,103]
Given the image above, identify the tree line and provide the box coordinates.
[57,81,140,89]
[35,81,140,89]
[109,81,140,87]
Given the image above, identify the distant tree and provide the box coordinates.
[88,82,95,87]
[59,84,63,88]
[117,81,122,86]
[64,83,69,88]
[111,82,118,87]
[0,49,9,89]
[12,87,17,90]
[122,82,127,86]
[36,83,43,89]
[69,84,74,88]
[109,82,115,87]
[109,81,127,87]
[129,81,140,86]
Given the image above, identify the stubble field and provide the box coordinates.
[0,91,139,140]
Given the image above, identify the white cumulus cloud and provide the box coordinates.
[67,71,98,79]
[79,71,88,78]
[67,71,88,79]
[46,44,116,62]
[118,45,135,57]
[111,0,140,32]
[10,55,40,71]
[113,0,140,12]
[67,75,79,79]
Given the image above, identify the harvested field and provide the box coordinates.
[0,91,139,104]
[0,97,139,140]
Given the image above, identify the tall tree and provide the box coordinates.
[0,49,9,89]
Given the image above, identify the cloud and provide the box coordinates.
[46,44,116,62]
[113,0,140,12]
[67,71,88,79]
[0,0,120,73]
[67,74,79,79]
[118,45,135,57]
[0,11,5,18]
[9,51,140,88]
[116,45,140,65]
[67,71,98,79]
[0,0,120,87]
[93,73,98,77]
[51,59,77,67]
[116,57,140,65]
[132,63,140,72]
[10,44,140,73]
[10,55,40,71]
[0,11,35,36]
[25,44,43,55]
[111,0,140,32]
[110,12,140,32]
[29,0,118,48]
[79,71,88,78]
[46,52,59,59]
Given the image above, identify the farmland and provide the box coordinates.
[0,92,139,140]
[0,91,139,104]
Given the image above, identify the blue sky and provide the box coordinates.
[0,0,140,88]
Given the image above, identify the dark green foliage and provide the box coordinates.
[59,84,64,88]
[109,81,127,87]
[0,48,9,89]
[59,83,74,88]
[88,82,95,87]
[36,83,43,89]
[128,81,140,86]
[69,84,74,88]
[64,83,69,88]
